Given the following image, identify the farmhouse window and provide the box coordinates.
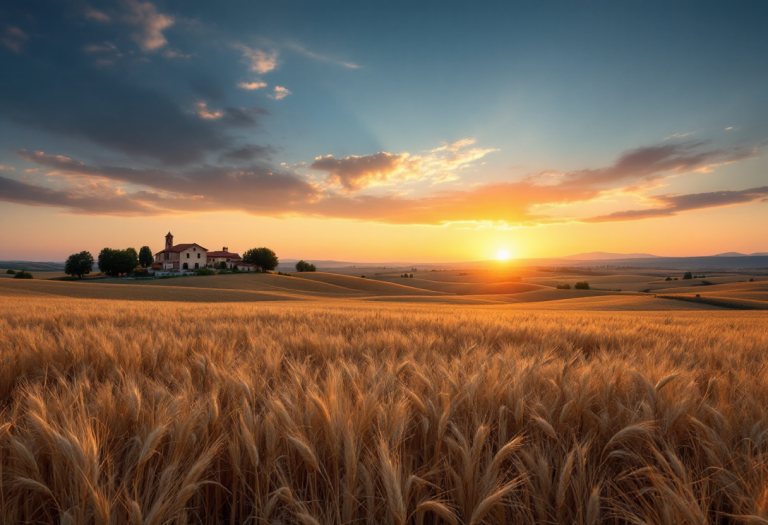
[197,253,201,258]
[187,253,190,258]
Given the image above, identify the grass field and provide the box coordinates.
[1,294,768,524]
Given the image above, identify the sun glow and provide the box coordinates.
[496,248,511,261]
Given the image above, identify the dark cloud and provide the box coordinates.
[0,2,267,166]
[220,106,268,127]
[585,187,768,222]
[10,151,320,215]
[219,144,274,162]
[0,175,154,215]
[542,142,755,188]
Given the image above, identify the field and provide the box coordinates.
[1,268,767,524]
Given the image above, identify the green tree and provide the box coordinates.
[6,269,16,275]
[98,248,117,276]
[116,249,139,276]
[683,271,693,280]
[574,281,590,290]
[64,251,94,279]
[14,270,33,279]
[296,260,309,272]
[243,247,279,271]
[98,247,138,276]
[139,246,154,268]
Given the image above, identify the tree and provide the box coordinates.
[665,277,672,281]
[139,246,154,268]
[14,270,32,279]
[574,281,590,290]
[6,269,15,275]
[64,251,94,279]
[556,283,571,290]
[98,248,116,275]
[243,247,279,271]
[683,271,693,280]
[116,249,139,276]
[98,247,139,276]
[296,260,309,272]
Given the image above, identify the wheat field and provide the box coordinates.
[2,297,768,524]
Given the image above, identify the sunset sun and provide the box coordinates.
[496,248,511,260]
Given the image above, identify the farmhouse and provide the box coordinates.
[153,233,258,271]
[207,247,258,271]
[153,233,207,270]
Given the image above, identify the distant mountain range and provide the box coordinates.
[560,252,659,260]
[714,252,768,257]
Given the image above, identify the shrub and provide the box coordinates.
[749,278,755,282]
[6,269,16,275]
[361,275,366,278]
[218,261,228,270]
[13,270,32,279]
[695,294,701,298]
[132,268,150,278]
[683,272,693,280]
[574,281,590,290]
[701,280,713,286]
[409,274,413,278]
[65,251,94,279]
[197,268,216,276]
[665,277,672,281]
[556,283,571,290]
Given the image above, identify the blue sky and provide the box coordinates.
[0,1,766,260]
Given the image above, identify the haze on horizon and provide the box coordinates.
[1,1,766,262]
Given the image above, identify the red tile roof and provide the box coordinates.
[207,251,241,259]
[154,243,207,254]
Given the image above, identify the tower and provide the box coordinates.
[165,232,173,250]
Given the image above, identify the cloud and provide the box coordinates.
[284,42,361,69]
[269,86,291,100]
[123,0,174,51]
[219,145,274,163]
[236,45,278,74]
[2,26,28,53]
[84,42,120,53]
[585,187,768,222]
[0,52,271,164]
[85,9,111,23]
[193,101,223,120]
[7,151,321,216]
[4,142,760,227]
[532,142,754,190]
[309,139,498,193]
[664,131,695,141]
[238,80,268,90]
[0,165,16,171]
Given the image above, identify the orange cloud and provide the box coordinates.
[268,86,291,100]
[310,139,497,193]
[124,0,174,51]
[236,45,278,74]
[238,80,268,90]
[5,142,759,227]
[193,101,223,120]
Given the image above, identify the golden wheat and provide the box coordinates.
[1,297,767,524]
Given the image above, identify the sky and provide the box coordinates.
[0,0,767,262]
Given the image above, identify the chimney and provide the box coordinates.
[165,232,173,250]
[223,246,228,252]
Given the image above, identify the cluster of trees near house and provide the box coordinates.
[62,245,289,278]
